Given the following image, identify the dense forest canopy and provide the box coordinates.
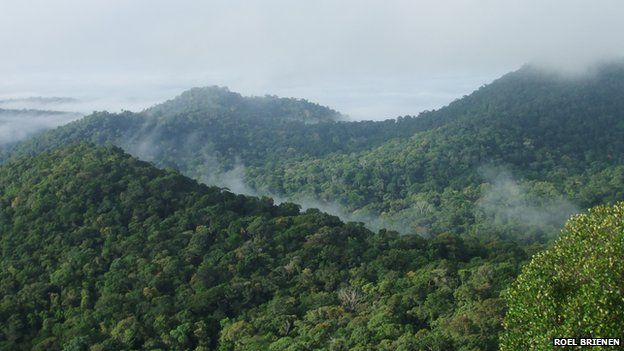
[0,144,527,350]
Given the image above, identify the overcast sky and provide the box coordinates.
[1,0,623,119]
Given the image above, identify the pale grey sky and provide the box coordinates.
[1,0,623,119]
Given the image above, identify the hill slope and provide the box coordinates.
[0,144,525,350]
[248,63,624,239]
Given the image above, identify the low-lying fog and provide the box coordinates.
[0,109,83,146]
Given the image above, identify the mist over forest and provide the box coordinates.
[0,108,82,145]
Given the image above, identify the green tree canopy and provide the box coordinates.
[501,202,624,350]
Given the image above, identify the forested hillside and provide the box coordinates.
[248,63,624,239]
[0,144,527,350]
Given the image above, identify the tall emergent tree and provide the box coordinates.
[501,202,624,350]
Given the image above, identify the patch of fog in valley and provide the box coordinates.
[0,94,160,147]
[477,166,580,234]
[193,157,415,233]
[0,109,83,146]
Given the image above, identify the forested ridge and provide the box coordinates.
[0,86,455,172]
[0,145,527,350]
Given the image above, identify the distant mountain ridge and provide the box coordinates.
[145,86,344,123]
[0,108,80,116]
[0,96,78,105]
[0,85,441,171]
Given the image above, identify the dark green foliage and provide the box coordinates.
[0,145,525,350]
[501,202,624,350]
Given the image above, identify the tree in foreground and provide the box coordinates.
[501,202,624,350]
